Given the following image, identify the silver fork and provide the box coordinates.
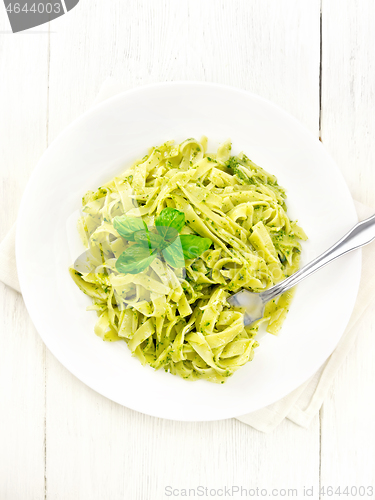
[227,213,375,325]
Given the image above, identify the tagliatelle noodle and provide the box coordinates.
[69,138,307,383]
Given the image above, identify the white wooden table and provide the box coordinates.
[1,1,374,499]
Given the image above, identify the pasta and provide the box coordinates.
[70,138,307,383]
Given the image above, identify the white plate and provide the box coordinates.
[16,82,361,421]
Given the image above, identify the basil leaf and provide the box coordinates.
[155,207,185,242]
[179,235,212,259]
[113,215,147,241]
[134,229,164,251]
[115,244,156,274]
[162,238,185,269]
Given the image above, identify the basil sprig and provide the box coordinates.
[115,244,156,275]
[113,208,212,274]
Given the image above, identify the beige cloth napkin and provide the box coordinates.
[1,78,374,432]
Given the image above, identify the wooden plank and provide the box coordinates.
[321,0,375,206]
[44,1,321,498]
[46,366,320,499]
[0,14,49,500]
[320,0,375,491]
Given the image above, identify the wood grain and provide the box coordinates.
[0,8,49,500]
[320,0,375,490]
[321,0,375,207]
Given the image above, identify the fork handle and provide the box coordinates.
[261,213,375,303]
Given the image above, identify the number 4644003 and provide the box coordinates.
[320,485,373,496]
[6,3,61,14]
